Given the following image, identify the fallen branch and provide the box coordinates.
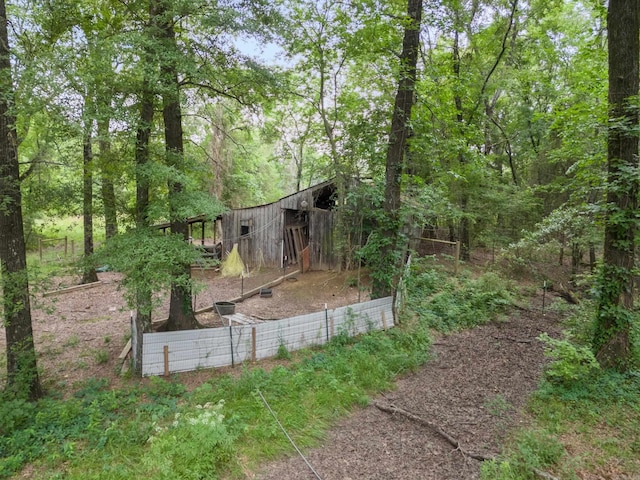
[373,401,492,462]
[533,468,559,480]
[374,401,559,480]
[43,281,102,297]
[557,283,579,305]
[512,303,533,312]
[492,335,532,344]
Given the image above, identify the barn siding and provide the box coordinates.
[221,181,337,270]
[309,209,335,270]
[222,203,284,268]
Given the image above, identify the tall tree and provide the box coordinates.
[131,5,156,373]
[372,0,422,298]
[281,0,404,269]
[153,0,198,330]
[593,0,639,371]
[96,60,118,240]
[81,96,99,284]
[0,0,42,400]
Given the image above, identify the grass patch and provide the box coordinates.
[92,349,109,365]
[1,260,516,479]
[0,323,432,479]
[63,335,80,348]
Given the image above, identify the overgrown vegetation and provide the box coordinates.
[482,301,640,479]
[4,257,639,479]
[406,263,514,331]
[0,328,429,478]
[0,261,513,479]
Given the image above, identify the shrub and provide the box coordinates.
[538,333,600,386]
[408,270,514,331]
[142,400,236,479]
[275,342,291,360]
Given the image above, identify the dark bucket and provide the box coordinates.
[214,301,236,315]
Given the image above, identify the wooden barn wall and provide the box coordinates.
[278,188,314,210]
[221,204,284,268]
[309,209,335,270]
[222,185,336,270]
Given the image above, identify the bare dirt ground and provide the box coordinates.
[0,267,368,391]
[252,298,562,480]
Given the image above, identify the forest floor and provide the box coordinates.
[0,255,570,479]
[251,295,563,480]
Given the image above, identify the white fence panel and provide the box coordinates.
[142,296,393,376]
[143,328,234,376]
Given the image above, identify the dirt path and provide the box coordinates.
[252,300,561,480]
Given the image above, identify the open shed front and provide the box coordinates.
[221,181,337,271]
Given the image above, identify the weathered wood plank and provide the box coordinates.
[43,281,102,297]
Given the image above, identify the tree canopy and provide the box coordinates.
[2,0,639,392]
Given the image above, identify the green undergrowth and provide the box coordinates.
[405,263,515,331]
[482,302,640,479]
[482,370,640,479]
[1,262,515,479]
[1,326,432,479]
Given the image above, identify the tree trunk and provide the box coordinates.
[571,243,581,276]
[317,52,350,272]
[155,0,197,331]
[98,116,118,240]
[559,245,564,266]
[135,99,153,230]
[452,26,472,262]
[132,19,156,374]
[594,0,639,371]
[372,0,422,298]
[0,0,42,400]
[207,105,228,201]
[81,110,99,285]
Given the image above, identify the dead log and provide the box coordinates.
[374,401,559,480]
[557,283,579,304]
[43,281,102,297]
[492,335,532,344]
[533,468,559,480]
[373,401,492,461]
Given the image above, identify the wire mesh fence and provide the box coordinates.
[36,237,79,264]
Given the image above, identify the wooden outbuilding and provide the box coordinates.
[220,180,338,271]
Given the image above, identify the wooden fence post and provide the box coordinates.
[163,346,170,377]
[251,326,257,362]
